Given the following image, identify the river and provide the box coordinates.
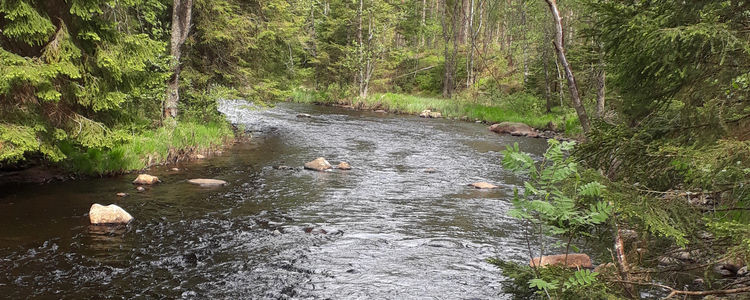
[0,101,553,299]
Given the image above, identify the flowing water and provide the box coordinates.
[0,101,555,299]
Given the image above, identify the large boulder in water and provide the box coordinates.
[489,122,533,136]
[188,179,228,187]
[529,254,593,269]
[133,174,159,185]
[89,204,133,225]
[304,157,332,171]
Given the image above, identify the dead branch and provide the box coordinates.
[613,280,750,299]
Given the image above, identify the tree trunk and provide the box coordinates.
[421,0,427,47]
[449,0,460,97]
[466,0,474,88]
[521,0,529,82]
[441,0,452,98]
[544,56,552,113]
[310,1,318,89]
[164,0,194,119]
[595,41,606,118]
[544,0,591,135]
[358,0,364,99]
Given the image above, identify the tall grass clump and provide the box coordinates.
[61,121,234,174]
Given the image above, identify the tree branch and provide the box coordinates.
[613,280,750,299]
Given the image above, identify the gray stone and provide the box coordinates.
[304,157,332,171]
[489,122,534,136]
[188,179,228,187]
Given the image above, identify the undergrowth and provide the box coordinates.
[291,90,582,135]
[60,121,234,174]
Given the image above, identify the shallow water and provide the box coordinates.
[0,102,554,299]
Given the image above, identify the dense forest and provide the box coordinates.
[2,0,750,298]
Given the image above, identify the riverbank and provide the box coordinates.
[0,121,237,185]
[291,91,583,137]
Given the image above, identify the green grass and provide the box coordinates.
[291,90,582,135]
[61,121,235,174]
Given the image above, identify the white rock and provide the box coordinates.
[89,204,133,225]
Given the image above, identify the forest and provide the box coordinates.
[2,0,750,299]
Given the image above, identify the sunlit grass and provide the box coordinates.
[62,121,234,174]
[291,90,581,134]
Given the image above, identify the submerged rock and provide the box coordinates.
[530,254,593,269]
[296,113,312,118]
[304,157,332,171]
[489,122,533,136]
[337,162,352,170]
[424,168,437,173]
[136,186,146,192]
[188,179,228,187]
[468,182,499,189]
[116,193,129,197]
[133,174,159,185]
[89,204,134,225]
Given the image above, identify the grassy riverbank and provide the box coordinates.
[61,121,235,174]
[291,91,582,136]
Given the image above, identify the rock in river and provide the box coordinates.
[468,182,499,189]
[304,157,332,171]
[133,174,159,185]
[337,162,352,170]
[489,122,533,136]
[530,254,593,269]
[188,179,228,187]
[419,109,442,118]
[89,204,134,225]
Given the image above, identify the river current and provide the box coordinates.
[0,101,552,299]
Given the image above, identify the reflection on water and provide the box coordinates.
[0,102,556,299]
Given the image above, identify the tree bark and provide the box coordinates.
[466,0,474,88]
[595,41,606,118]
[544,0,591,135]
[358,0,364,98]
[441,0,452,98]
[164,0,193,119]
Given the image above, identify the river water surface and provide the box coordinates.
[0,102,552,299]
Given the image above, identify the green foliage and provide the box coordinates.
[489,259,615,300]
[502,140,612,238]
[62,121,233,174]
[589,0,750,123]
[0,0,171,168]
[493,140,613,299]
